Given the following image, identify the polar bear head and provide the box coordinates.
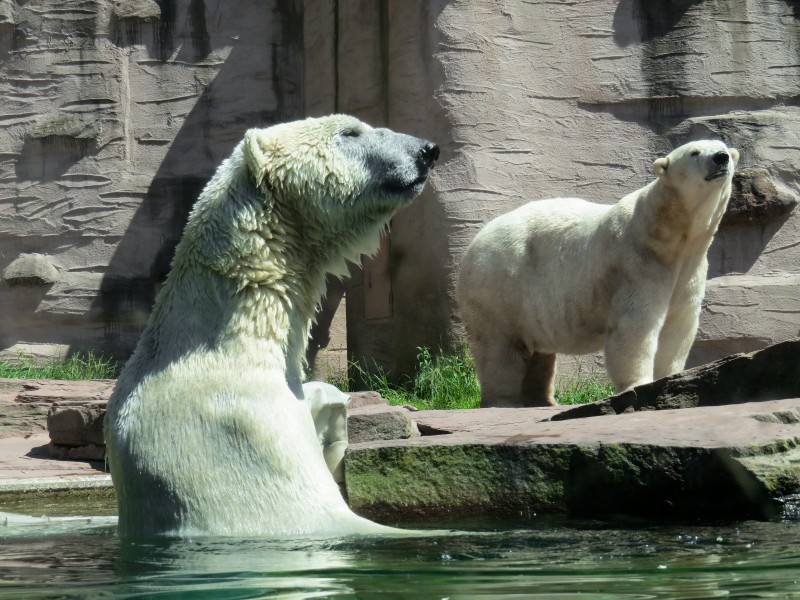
[243,114,438,236]
[653,139,739,197]
[190,114,438,287]
[650,139,739,235]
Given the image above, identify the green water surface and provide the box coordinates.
[1,507,799,599]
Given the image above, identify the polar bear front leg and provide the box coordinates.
[603,289,669,392]
[604,326,660,393]
[521,351,557,406]
[653,278,705,379]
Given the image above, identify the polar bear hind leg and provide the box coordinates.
[470,332,556,407]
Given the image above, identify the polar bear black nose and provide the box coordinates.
[712,151,729,165]
[420,142,440,168]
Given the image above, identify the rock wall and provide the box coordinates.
[1,0,798,381]
[0,0,303,361]
[334,0,800,377]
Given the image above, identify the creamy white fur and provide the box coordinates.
[458,140,739,407]
[105,115,434,537]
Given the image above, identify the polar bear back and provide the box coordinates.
[459,197,621,355]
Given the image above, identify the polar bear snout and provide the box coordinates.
[365,130,439,199]
[419,141,440,169]
[712,151,730,166]
[705,150,734,181]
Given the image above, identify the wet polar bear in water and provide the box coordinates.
[457,140,738,407]
[105,115,439,537]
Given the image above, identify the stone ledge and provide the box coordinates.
[346,398,800,522]
[0,474,112,494]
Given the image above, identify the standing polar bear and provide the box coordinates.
[105,115,439,537]
[458,140,739,408]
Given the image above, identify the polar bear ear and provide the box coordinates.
[728,148,740,165]
[242,129,270,188]
[653,156,670,178]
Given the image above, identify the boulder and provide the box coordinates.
[550,340,800,421]
[723,169,798,226]
[47,403,106,447]
[348,404,420,444]
[2,254,60,286]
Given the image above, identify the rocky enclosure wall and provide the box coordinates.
[0,0,304,361]
[1,0,798,381]
[337,0,800,377]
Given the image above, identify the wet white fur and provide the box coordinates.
[105,115,426,537]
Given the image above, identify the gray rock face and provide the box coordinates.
[2,254,60,286]
[334,1,800,377]
[0,1,798,383]
[112,0,161,20]
[0,0,303,361]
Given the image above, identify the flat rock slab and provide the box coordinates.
[0,379,113,439]
[0,379,114,403]
[345,398,800,522]
[408,400,800,448]
[0,433,107,482]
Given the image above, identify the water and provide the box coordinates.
[1,511,800,598]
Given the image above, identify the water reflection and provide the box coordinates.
[1,518,800,598]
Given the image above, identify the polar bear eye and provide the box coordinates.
[690,150,700,157]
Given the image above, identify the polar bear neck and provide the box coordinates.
[629,178,731,264]
[144,162,390,396]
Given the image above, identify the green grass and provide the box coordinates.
[343,346,615,410]
[349,346,481,411]
[554,375,615,406]
[0,351,118,380]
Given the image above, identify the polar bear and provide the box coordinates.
[457,140,738,408]
[303,381,351,484]
[104,115,439,538]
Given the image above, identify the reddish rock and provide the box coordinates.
[47,403,106,447]
[551,340,800,421]
[0,378,112,440]
[348,404,419,444]
[724,168,798,226]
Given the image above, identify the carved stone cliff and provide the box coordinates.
[0,1,798,380]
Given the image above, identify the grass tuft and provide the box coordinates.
[554,375,615,405]
[341,346,614,410]
[348,346,481,411]
[0,351,118,380]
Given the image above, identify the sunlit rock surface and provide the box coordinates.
[345,342,800,522]
[0,2,798,381]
